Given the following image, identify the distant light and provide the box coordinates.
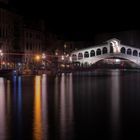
[42,53,46,59]
[66,54,69,57]
[2,61,5,65]
[35,55,40,61]
[69,56,72,62]
[61,55,64,60]
[18,63,21,66]
[64,44,67,48]
[115,59,120,63]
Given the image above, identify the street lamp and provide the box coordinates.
[35,55,41,61]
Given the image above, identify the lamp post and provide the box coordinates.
[0,50,3,69]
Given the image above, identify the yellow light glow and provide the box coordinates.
[33,76,42,140]
[35,55,41,61]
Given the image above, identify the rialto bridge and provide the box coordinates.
[71,38,140,68]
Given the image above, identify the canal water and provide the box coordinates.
[0,70,140,140]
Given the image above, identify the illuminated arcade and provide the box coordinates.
[71,38,140,68]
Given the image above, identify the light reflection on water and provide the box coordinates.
[110,70,120,140]
[33,76,42,140]
[0,78,6,140]
[1,70,140,140]
[60,73,73,140]
[41,74,48,140]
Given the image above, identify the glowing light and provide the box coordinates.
[35,55,41,61]
[115,59,120,63]
[42,53,46,59]
[66,54,69,57]
[0,50,3,56]
[64,44,67,48]
[69,56,72,62]
[61,55,64,60]
[2,61,5,65]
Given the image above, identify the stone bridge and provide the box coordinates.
[71,38,140,67]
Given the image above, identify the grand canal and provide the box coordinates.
[1,70,140,140]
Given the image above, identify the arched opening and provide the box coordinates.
[90,50,95,57]
[121,47,125,54]
[133,50,138,56]
[84,51,89,58]
[127,48,132,55]
[110,43,113,53]
[72,54,77,61]
[78,53,83,60]
[139,52,140,57]
[102,47,108,54]
[96,48,101,55]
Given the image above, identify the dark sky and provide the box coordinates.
[9,0,140,40]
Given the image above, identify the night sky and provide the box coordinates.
[8,0,140,41]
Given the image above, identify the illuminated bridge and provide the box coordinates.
[71,38,140,68]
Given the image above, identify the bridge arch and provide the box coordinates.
[127,48,132,55]
[102,47,108,54]
[72,54,77,61]
[96,48,101,55]
[84,51,89,58]
[90,50,95,57]
[133,50,138,56]
[121,47,126,54]
[78,53,83,60]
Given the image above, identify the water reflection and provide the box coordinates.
[41,74,48,139]
[7,80,11,115]
[60,73,74,140]
[13,76,17,103]
[0,78,6,140]
[17,76,22,138]
[110,70,120,140]
[33,76,42,140]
